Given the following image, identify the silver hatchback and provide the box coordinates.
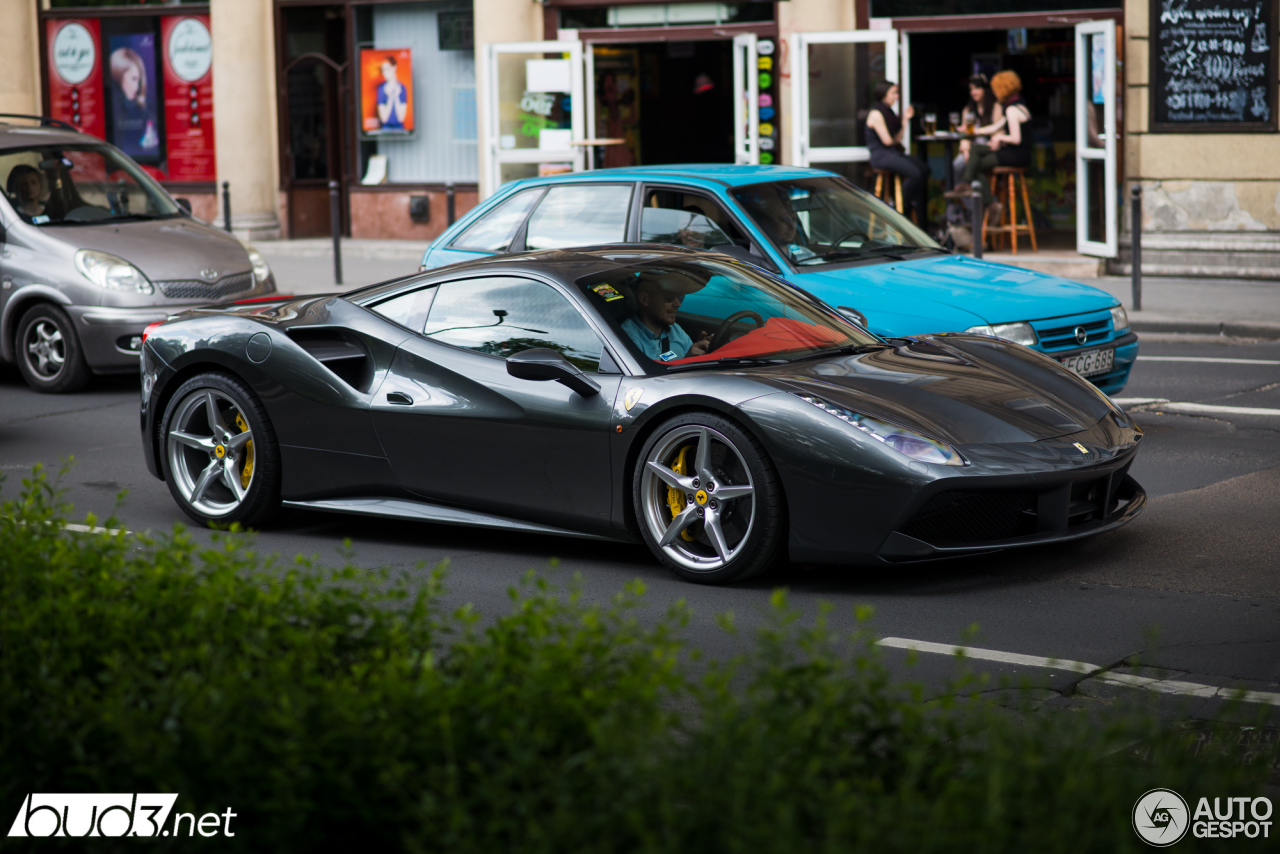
[0,117,275,393]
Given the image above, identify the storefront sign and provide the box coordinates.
[46,19,105,139]
[161,16,216,181]
[359,48,415,137]
[1151,0,1277,131]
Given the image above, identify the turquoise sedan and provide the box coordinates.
[420,165,1137,394]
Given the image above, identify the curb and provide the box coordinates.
[1131,318,1280,339]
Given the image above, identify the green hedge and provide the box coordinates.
[0,466,1266,852]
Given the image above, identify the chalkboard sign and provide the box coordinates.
[1151,0,1278,132]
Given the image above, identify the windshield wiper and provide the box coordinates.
[665,357,790,372]
[790,343,893,362]
[799,244,936,265]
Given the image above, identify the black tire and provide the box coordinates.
[632,411,786,584]
[15,303,91,394]
[158,371,282,528]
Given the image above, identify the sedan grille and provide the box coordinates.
[156,272,254,300]
[1031,312,1113,351]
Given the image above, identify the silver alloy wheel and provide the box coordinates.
[640,425,756,573]
[165,389,256,517]
[24,319,66,379]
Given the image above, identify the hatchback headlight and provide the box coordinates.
[795,393,966,466]
[244,244,272,285]
[1109,305,1129,333]
[965,322,1037,346]
[74,250,153,294]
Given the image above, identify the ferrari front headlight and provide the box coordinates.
[75,250,153,294]
[795,393,967,466]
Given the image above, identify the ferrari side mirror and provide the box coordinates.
[506,348,600,397]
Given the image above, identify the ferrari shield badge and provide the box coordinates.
[1073,442,1089,453]
[591,283,625,302]
[624,387,644,411]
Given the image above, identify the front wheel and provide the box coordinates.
[633,412,786,584]
[159,372,281,528]
[15,304,91,394]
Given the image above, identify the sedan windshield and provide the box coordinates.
[578,256,880,371]
[731,177,940,268]
[0,143,180,226]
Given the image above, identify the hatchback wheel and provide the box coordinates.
[159,372,281,528]
[15,304,90,394]
[634,412,785,584]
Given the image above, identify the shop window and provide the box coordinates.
[524,184,634,250]
[870,0,1117,17]
[561,1,772,30]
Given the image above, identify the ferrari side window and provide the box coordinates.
[524,184,633,251]
[369,287,437,332]
[449,188,542,253]
[423,276,603,371]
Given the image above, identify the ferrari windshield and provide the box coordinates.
[0,143,181,226]
[731,177,940,268]
[578,257,879,370]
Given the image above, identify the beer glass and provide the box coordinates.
[923,112,937,135]
[949,112,962,133]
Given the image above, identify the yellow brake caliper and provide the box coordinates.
[665,445,696,541]
[235,413,255,489]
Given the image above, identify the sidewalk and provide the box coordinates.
[255,238,1280,339]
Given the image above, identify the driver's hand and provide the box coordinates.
[688,332,712,357]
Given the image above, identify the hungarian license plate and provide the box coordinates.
[1058,347,1114,377]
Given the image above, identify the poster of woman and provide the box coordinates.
[108,33,163,161]
[360,48,414,136]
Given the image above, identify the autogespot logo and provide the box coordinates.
[7,794,237,838]
[1133,789,1275,846]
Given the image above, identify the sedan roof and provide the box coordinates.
[500,163,840,191]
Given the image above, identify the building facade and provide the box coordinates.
[3,0,1276,277]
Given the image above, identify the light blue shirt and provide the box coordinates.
[621,316,693,362]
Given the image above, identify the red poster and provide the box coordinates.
[160,15,216,182]
[46,19,105,141]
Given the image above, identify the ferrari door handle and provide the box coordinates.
[386,391,413,405]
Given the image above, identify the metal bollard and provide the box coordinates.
[329,179,343,286]
[1130,184,1142,311]
[446,182,456,226]
[970,180,984,260]
[221,181,231,233]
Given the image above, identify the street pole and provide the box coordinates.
[1130,184,1142,311]
[446,182,456,227]
[970,180,984,260]
[329,179,343,286]
[221,181,231,233]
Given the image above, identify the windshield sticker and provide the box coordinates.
[31,215,50,224]
[659,350,678,362]
[591,283,625,302]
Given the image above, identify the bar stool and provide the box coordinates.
[986,167,1037,253]
[869,168,904,213]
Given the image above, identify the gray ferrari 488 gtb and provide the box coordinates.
[140,246,1146,584]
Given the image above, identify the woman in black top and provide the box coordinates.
[953,74,1004,175]
[955,70,1032,217]
[865,81,930,225]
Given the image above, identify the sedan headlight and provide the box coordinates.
[1109,305,1129,333]
[795,393,967,466]
[964,322,1038,346]
[244,244,272,285]
[74,250,153,294]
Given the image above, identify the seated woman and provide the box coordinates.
[6,164,46,220]
[865,81,930,225]
[952,70,1033,224]
[952,74,1004,177]
[621,277,712,362]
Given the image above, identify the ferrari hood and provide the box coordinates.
[759,334,1114,445]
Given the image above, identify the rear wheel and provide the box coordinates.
[159,372,281,528]
[15,304,91,394]
[633,412,786,584]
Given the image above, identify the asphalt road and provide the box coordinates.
[2,335,1278,718]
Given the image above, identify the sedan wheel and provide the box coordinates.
[15,304,91,393]
[160,372,281,527]
[635,413,785,583]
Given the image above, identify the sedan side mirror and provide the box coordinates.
[506,348,600,397]
[175,198,192,214]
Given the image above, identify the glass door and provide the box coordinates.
[485,41,585,194]
[1075,20,1117,257]
[733,34,760,165]
[789,30,899,170]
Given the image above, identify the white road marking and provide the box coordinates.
[877,638,1280,706]
[63,522,131,536]
[1137,356,1280,365]
[1111,398,1280,416]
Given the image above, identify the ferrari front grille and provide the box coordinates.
[156,272,254,300]
[899,490,1037,545]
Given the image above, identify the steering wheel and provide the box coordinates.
[826,228,867,250]
[710,310,765,351]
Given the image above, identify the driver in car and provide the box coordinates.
[622,278,713,362]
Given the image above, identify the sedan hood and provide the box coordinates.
[45,217,252,282]
[796,253,1118,331]
[756,334,1114,444]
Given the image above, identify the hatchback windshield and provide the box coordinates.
[0,143,180,226]
[579,257,880,371]
[731,177,940,268]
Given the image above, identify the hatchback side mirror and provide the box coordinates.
[506,348,600,397]
[175,198,192,214]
